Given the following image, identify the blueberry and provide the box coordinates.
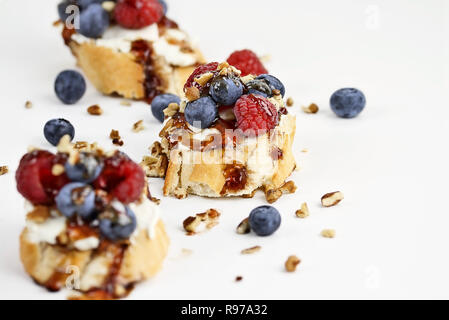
[44,119,75,146]
[249,206,281,237]
[78,0,104,9]
[209,77,243,106]
[54,70,86,105]
[99,203,137,241]
[151,93,181,123]
[65,153,103,183]
[256,74,285,97]
[56,183,96,220]
[158,0,168,15]
[185,96,218,129]
[79,3,109,39]
[330,88,366,119]
[246,79,272,98]
[57,0,78,22]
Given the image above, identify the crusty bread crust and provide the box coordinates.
[162,114,297,198]
[20,220,169,297]
[68,40,204,100]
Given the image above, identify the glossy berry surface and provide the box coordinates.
[79,3,110,39]
[114,0,164,29]
[330,88,366,119]
[227,50,268,76]
[99,203,137,240]
[78,0,104,9]
[65,153,103,183]
[151,93,181,123]
[158,0,167,15]
[16,151,70,205]
[184,62,219,92]
[246,79,273,98]
[55,183,96,220]
[209,77,243,106]
[44,119,75,146]
[256,74,285,97]
[54,70,86,105]
[94,152,145,204]
[249,206,281,236]
[234,94,279,136]
[185,96,219,129]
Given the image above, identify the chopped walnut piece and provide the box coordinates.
[51,164,65,176]
[87,105,103,116]
[265,181,297,204]
[183,216,201,233]
[295,203,310,219]
[185,86,200,102]
[321,191,344,207]
[286,97,294,107]
[285,255,301,272]
[132,120,145,133]
[280,181,297,194]
[0,166,8,176]
[321,229,336,238]
[236,218,251,234]
[74,141,88,150]
[140,142,168,178]
[272,89,281,96]
[194,72,214,86]
[235,276,243,282]
[109,130,124,146]
[241,246,261,255]
[302,103,319,114]
[102,0,115,12]
[120,100,132,107]
[25,101,33,109]
[57,135,78,165]
[163,103,180,117]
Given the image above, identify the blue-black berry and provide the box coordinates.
[209,77,243,106]
[246,79,272,97]
[99,204,137,241]
[65,153,103,183]
[249,205,281,236]
[79,3,110,39]
[256,74,285,97]
[54,70,86,105]
[151,93,181,122]
[330,88,366,119]
[55,183,96,220]
[185,96,218,129]
[44,119,75,146]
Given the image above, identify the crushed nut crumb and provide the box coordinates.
[265,181,297,204]
[183,209,221,235]
[301,149,309,153]
[236,218,251,234]
[286,97,294,107]
[235,276,243,282]
[110,130,124,146]
[194,72,214,86]
[295,203,310,218]
[140,142,168,178]
[102,0,115,12]
[302,103,319,114]
[285,255,301,272]
[321,191,344,207]
[321,229,336,238]
[51,164,65,176]
[132,120,145,133]
[163,103,180,117]
[241,246,261,255]
[183,216,201,233]
[25,101,33,109]
[0,166,8,176]
[87,105,103,116]
[120,100,132,107]
[272,89,281,96]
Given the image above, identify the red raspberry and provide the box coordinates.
[227,50,268,76]
[16,150,70,205]
[184,62,219,92]
[94,152,145,204]
[114,0,164,29]
[234,94,279,136]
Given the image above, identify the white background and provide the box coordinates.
[0,0,448,299]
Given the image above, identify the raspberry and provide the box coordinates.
[114,0,164,29]
[16,151,70,205]
[184,62,219,92]
[94,152,145,204]
[227,50,268,76]
[234,94,279,136]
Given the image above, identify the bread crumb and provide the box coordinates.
[321,229,336,238]
[285,255,301,272]
[286,97,294,107]
[295,203,309,218]
[302,103,319,114]
[0,166,8,176]
[87,105,103,116]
